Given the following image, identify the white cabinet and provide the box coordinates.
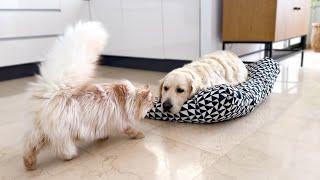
[91,0,256,61]
[0,0,90,67]
[162,0,200,60]
[0,0,62,38]
[91,0,164,59]
[0,0,89,39]
[0,37,56,67]
[0,11,63,38]
[90,0,200,60]
[0,0,60,9]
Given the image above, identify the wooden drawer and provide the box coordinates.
[222,0,277,42]
[223,0,311,42]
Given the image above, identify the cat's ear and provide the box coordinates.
[159,78,164,99]
[140,88,151,99]
[143,84,150,89]
[137,85,151,99]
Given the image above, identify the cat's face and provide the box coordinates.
[134,85,153,120]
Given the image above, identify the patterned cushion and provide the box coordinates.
[146,58,280,123]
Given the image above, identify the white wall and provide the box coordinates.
[0,0,90,67]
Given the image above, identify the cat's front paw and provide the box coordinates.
[124,128,145,139]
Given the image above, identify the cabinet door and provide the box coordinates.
[0,0,90,67]
[90,0,164,59]
[162,0,200,60]
[275,0,289,41]
[0,0,89,38]
[289,0,311,37]
[275,0,311,41]
[0,0,62,38]
[0,0,60,9]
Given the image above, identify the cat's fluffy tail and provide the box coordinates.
[30,21,108,98]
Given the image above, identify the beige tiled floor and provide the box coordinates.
[1,51,320,180]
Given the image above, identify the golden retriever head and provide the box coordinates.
[159,70,200,114]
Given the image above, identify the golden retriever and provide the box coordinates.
[159,51,248,114]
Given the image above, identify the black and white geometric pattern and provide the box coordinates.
[146,58,280,123]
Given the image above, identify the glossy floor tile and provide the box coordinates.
[0,51,320,180]
[194,132,320,180]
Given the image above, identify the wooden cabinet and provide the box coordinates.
[222,0,311,42]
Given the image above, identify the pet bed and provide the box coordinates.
[146,58,280,123]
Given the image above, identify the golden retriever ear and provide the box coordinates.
[159,78,164,99]
[190,80,201,97]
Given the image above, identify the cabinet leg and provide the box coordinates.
[265,43,272,58]
[222,42,226,50]
[264,43,268,58]
[301,50,304,67]
[300,35,307,67]
[269,43,273,58]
